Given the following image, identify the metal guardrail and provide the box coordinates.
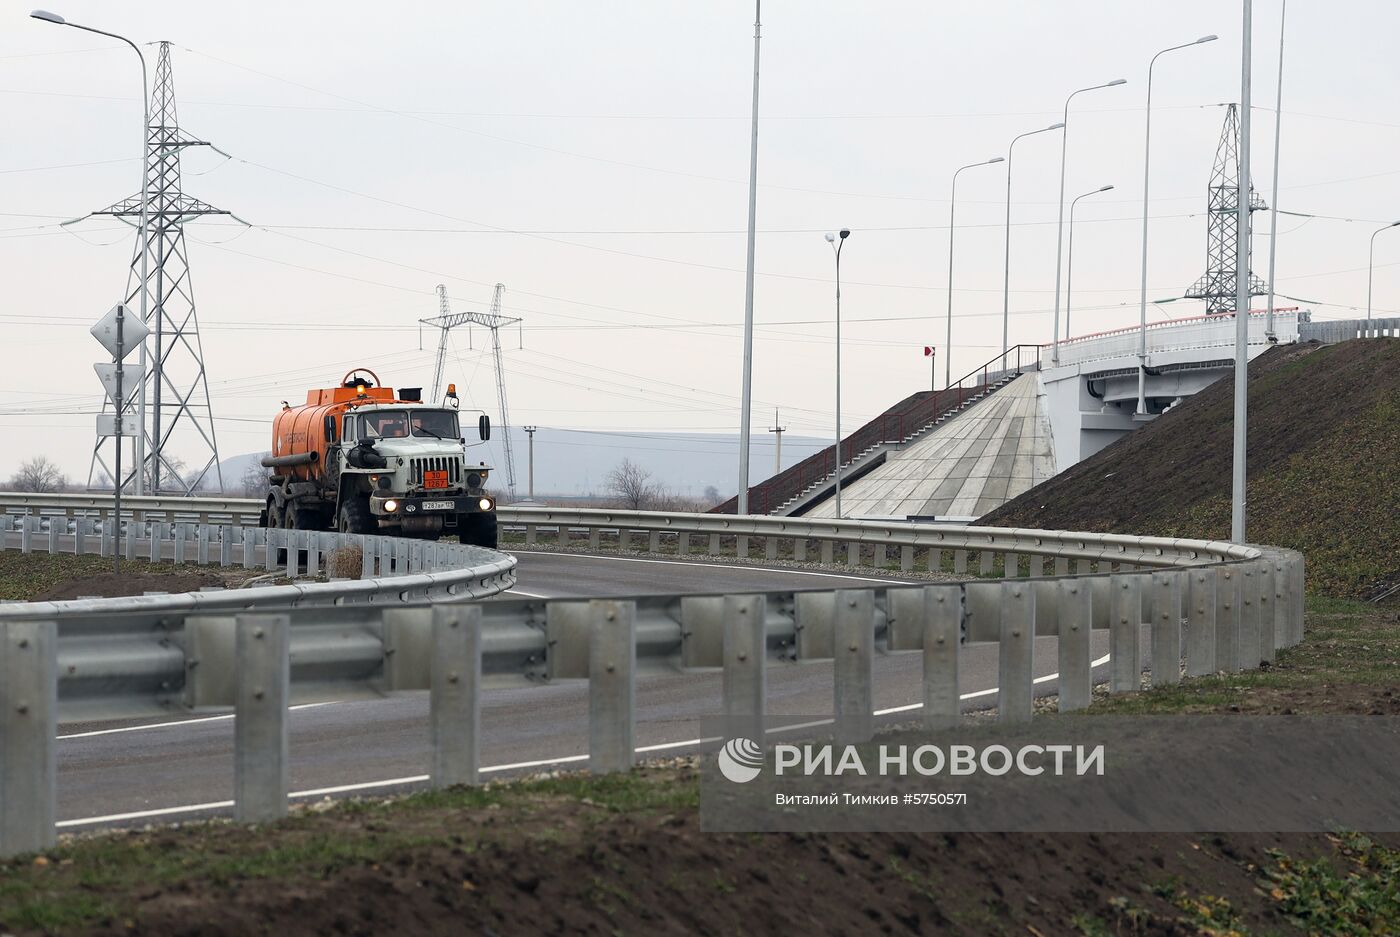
[0,494,1302,858]
[1042,309,1306,370]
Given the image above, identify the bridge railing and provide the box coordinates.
[0,495,1303,858]
[1043,308,1305,370]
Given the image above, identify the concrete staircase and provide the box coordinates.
[777,375,1017,516]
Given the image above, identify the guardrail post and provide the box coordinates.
[557,523,569,548]
[1148,571,1182,686]
[764,536,778,561]
[525,524,537,547]
[264,528,279,571]
[73,519,86,556]
[1029,556,1044,578]
[589,599,636,774]
[1272,558,1289,652]
[1238,565,1260,670]
[979,551,995,576]
[736,535,750,560]
[285,530,301,578]
[900,545,915,572]
[233,612,290,824]
[47,518,60,555]
[1056,579,1092,711]
[240,528,254,569]
[1289,554,1306,646]
[922,585,961,729]
[820,540,834,564]
[846,542,862,567]
[707,533,721,556]
[430,604,482,787]
[678,532,691,556]
[587,527,601,552]
[125,521,136,561]
[1185,568,1217,677]
[218,526,232,567]
[834,589,874,743]
[1110,574,1142,693]
[197,524,210,565]
[722,595,766,741]
[793,538,807,562]
[1215,566,1242,672]
[1257,562,1276,665]
[998,581,1035,723]
[953,549,968,574]
[647,530,661,553]
[149,521,162,562]
[1005,552,1020,579]
[18,516,31,553]
[99,518,112,558]
[172,523,187,565]
[305,534,321,578]
[0,620,57,858]
[1054,556,1070,576]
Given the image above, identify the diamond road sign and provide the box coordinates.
[94,362,144,406]
[90,303,148,361]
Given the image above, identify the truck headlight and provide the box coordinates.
[384,499,399,512]
[478,497,492,511]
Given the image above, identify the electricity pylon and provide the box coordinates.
[419,283,522,500]
[87,41,229,495]
[1185,103,1269,314]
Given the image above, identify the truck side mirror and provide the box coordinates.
[478,415,491,441]
[323,414,335,443]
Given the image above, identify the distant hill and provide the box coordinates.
[202,427,828,502]
[981,339,1400,598]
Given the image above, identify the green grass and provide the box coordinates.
[0,770,699,933]
[1086,596,1399,715]
[0,552,185,601]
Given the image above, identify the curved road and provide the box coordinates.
[55,550,1114,829]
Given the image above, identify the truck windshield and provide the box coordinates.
[359,410,409,439]
[410,410,459,439]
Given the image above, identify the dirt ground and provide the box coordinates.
[0,552,271,602]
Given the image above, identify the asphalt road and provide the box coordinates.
[55,550,1115,829]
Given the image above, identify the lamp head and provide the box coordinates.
[1107,78,1128,87]
[824,232,835,243]
[988,156,1005,164]
[1197,34,1218,43]
[838,229,850,240]
[1048,122,1065,130]
[30,9,66,23]
[1100,185,1115,192]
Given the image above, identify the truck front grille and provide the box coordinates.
[409,456,462,489]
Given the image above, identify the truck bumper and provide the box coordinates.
[370,493,495,517]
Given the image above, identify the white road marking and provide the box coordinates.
[57,702,335,740]
[503,588,551,598]
[510,549,917,584]
[55,653,1114,829]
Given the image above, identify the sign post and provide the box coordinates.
[92,303,147,574]
[923,346,937,392]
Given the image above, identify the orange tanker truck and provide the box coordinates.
[259,367,498,548]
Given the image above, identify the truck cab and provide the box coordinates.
[261,368,498,549]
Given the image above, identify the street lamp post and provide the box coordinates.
[1264,0,1287,341]
[1002,123,1064,358]
[33,9,149,497]
[1231,1,1253,543]
[946,157,1003,388]
[1367,222,1400,322]
[736,0,762,515]
[1137,33,1218,415]
[1065,185,1115,345]
[826,229,850,518]
[1051,78,1126,365]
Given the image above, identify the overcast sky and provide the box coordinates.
[3,1,1398,486]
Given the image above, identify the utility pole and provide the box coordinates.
[767,410,785,477]
[523,425,537,500]
[736,0,762,515]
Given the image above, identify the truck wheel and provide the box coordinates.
[338,497,373,535]
[458,513,498,550]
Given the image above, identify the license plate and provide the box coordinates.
[424,470,449,489]
[422,500,454,511]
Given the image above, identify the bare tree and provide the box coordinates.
[606,458,653,510]
[8,456,68,493]
[237,454,271,498]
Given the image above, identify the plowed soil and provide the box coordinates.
[981,338,1400,597]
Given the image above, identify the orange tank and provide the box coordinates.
[269,367,403,482]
